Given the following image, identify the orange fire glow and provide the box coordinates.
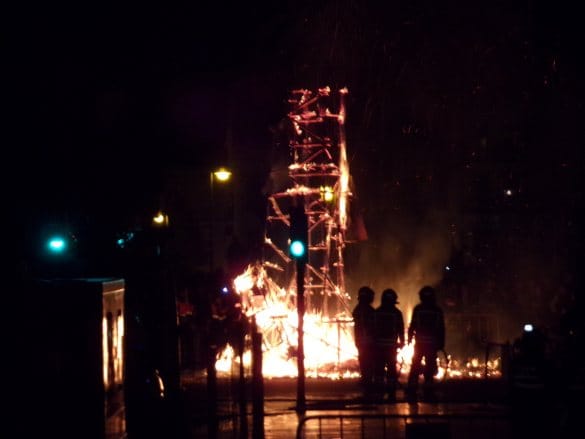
[215,264,501,381]
[213,86,501,381]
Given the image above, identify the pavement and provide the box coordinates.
[181,372,513,439]
[105,370,580,438]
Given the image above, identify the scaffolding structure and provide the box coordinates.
[263,86,353,318]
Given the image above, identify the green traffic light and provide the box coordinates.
[290,240,306,258]
[47,236,67,253]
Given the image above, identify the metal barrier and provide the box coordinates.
[296,412,512,439]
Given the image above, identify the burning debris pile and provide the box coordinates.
[226,263,358,378]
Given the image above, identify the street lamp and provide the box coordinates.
[152,211,169,227]
[213,168,232,182]
[209,167,233,274]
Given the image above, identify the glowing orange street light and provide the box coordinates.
[213,168,232,182]
[152,211,169,227]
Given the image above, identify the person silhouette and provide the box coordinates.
[373,288,405,401]
[352,286,376,396]
[406,285,445,401]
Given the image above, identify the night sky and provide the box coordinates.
[8,2,584,336]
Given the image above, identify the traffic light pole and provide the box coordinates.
[296,258,306,413]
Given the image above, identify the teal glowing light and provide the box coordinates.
[47,236,67,253]
[290,240,306,258]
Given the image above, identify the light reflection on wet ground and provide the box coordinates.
[186,379,512,439]
[122,374,515,438]
[263,400,511,439]
[187,402,511,438]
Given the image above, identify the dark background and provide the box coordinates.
[6,1,584,339]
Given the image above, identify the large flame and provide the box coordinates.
[215,264,502,380]
[337,87,350,232]
[226,264,359,378]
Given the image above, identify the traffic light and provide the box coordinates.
[27,226,81,277]
[44,231,75,257]
[289,205,308,261]
[115,231,135,249]
[47,235,68,254]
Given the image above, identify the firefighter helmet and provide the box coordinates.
[419,285,436,303]
[357,286,375,304]
[381,288,399,305]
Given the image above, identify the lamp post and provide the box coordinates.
[206,167,232,436]
[209,167,232,274]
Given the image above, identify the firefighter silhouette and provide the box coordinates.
[509,323,557,437]
[373,289,405,401]
[352,286,376,395]
[510,324,549,395]
[406,285,445,401]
